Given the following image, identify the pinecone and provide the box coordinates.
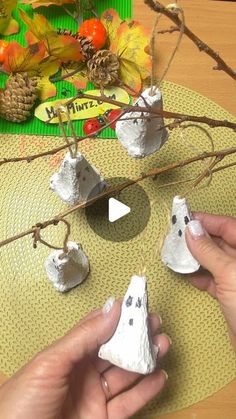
[0,73,38,123]
[57,28,95,60]
[87,50,120,87]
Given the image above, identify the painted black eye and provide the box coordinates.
[126,296,133,307]
[136,298,142,308]
[178,229,182,237]
[184,216,189,225]
[172,215,177,224]
[129,319,134,326]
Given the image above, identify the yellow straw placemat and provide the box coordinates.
[0,81,236,417]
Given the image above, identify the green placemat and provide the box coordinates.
[0,0,132,137]
[0,81,236,418]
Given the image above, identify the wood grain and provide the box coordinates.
[1,1,236,418]
[134,0,236,115]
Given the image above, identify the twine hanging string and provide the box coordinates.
[56,105,80,159]
[150,3,185,95]
[32,219,71,256]
[150,14,162,96]
[56,106,75,159]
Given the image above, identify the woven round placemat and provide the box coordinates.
[0,81,236,418]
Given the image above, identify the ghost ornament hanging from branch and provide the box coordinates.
[49,107,106,205]
[45,241,90,292]
[116,87,168,158]
[115,3,185,159]
[32,219,90,293]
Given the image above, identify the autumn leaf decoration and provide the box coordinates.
[2,9,86,100]
[0,0,19,35]
[63,9,152,95]
[19,9,84,63]
[0,6,151,123]
[101,9,152,94]
[21,0,74,9]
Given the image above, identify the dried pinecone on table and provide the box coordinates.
[87,50,120,87]
[0,73,38,123]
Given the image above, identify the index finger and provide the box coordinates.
[193,212,236,247]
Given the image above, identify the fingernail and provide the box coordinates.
[161,369,168,380]
[187,220,205,239]
[162,333,172,345]
[153,344,160,357]
[102,297,115,314]
[158,315,163,326]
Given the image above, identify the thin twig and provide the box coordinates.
[71,92,236,131]
[1,146,236,249]
[157,26,179,35]
[144,0,236,81]
[1,93,236,167]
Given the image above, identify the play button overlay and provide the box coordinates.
[85,177,151,242]
[109,198,131,222]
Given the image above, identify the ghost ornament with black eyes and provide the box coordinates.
[50,151,106,206]
[45,241,90,292]
[115,88,168,158]
[161,195,200,274]
[99,275,157,375]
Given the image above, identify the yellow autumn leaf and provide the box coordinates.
[20,9,84,63]
[35,58,59,100]
[101,9,121,46]
[19,8,55,40]
[37,76,56,100]
[119,58,142,94]
[21,0,74,8]
[61,66,88,90]
[110,20,152,94]
[0,0,19,35]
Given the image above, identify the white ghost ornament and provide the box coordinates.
[99,275,156,374]
[161,196,200,274]
[45,241,89,292]
[115,87,168,158]
[50,151,106,205]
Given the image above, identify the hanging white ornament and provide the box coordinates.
[115,87,168,158]
[99,275,156,375]
[45,241,89,292]
[161,196,200,274]
[50,151,106,205]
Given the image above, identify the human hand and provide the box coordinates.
[0,298,170,419]
[186,213,236,350]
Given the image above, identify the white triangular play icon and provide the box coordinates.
[108,198,131,223]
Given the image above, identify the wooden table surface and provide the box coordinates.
[1,1,236,418]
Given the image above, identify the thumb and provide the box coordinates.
[48,298,121,365]
[186,220,232,279]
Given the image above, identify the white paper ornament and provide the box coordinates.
[161,196,200,274]
[99,275,156,374]
[50,152,106,205]
[45,241,89,292]
[115,87,168,158]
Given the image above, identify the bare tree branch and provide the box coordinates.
[144,0,236,81]
[1,146,236,249]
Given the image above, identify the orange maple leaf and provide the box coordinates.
[2,41,46,74]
